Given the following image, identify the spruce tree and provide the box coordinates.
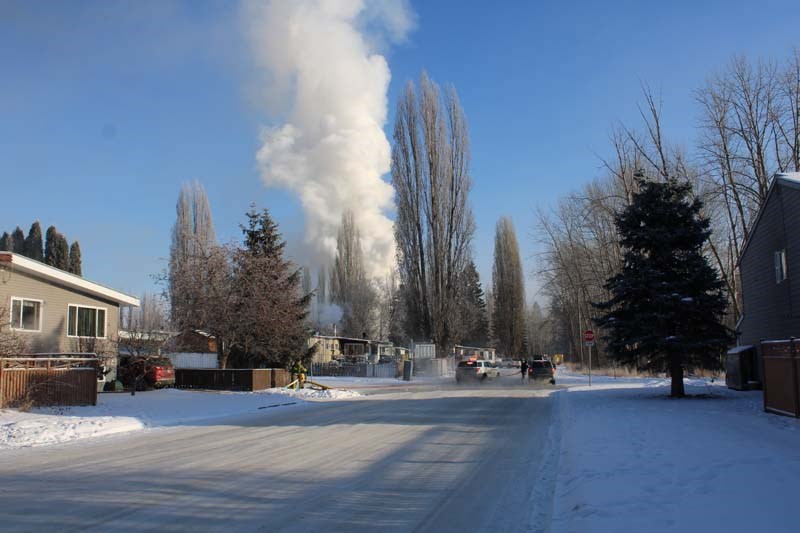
[24,222,43,261]
[237,207,311,368]
[595,176,732,397]
[68,241,83,276]
[241,205,285,258]
[0,232,10,252]
[459,261,489,347]
[11,227,25,254]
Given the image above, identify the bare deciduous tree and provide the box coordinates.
[169,181,217,324]
[392,72,475,354]
[0,306,27,356]
[331,210,377,338]
[492,217,526,358]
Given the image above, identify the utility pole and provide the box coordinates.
[583,330,595,386]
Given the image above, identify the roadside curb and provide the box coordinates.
[527,388,565,533]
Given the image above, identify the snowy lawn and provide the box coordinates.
[550,370,800,533]
[0,386,361,450]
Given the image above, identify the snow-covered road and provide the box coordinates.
[0,380,557,532]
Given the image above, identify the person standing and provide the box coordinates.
[520,360,528,380]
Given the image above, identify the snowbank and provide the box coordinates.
[265,386,361,400]
[0,386,360,450]
[550,371,800,533]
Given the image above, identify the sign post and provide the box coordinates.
[583,330,595,386]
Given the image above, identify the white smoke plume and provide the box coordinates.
[246,0,414,278]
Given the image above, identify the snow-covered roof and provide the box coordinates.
[0,252,139,307]
[727,345,754,354]
[310,334,372,343]
[776,172,800,187]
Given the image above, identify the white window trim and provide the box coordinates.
[9,297,44,333]
[67,303,108,339]
[775,249,788,284]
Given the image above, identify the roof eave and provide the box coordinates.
[1,252,140,307]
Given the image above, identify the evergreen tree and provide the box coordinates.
[24,222,43,261]
[236,207,311,368]
[11,227,25,254]
[68,241,83,276]
[54,233,70,270]
[45,226,70,270]
[595,176,732,397]
[44,226,58,266]
[459,260,489,346]
[241,204,284,258]
[0,232,11,252]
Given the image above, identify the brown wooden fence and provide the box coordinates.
[761,339,800,417]
[176,368,290,391]
[0,356,99,408]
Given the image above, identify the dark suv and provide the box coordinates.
[528,359,556,384]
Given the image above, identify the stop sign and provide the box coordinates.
[584,330,595,342]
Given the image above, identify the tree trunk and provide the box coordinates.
[670,353,685,398]
[218,343,228,370]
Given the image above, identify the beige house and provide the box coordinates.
[0,252,139,354]
[453,345,497,362]
[308,334,371,363]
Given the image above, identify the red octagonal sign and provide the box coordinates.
[583,330,595,342]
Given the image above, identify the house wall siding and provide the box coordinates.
[0,268,120,353]
[739,182,800,379]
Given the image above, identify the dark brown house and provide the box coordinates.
[737,172,800,381]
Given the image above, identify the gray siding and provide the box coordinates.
[739,181,800,359]
[0,268,120,353]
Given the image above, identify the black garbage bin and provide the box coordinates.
[403,360,413,381]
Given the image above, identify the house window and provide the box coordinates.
[10,298,42,332]
[67,304,107,338]
[775,249,788,284]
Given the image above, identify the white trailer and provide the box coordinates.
[413,343,436,360]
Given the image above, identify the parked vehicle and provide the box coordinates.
[528,359,556,384]
[456,360,501,382]
[118,355,175,390]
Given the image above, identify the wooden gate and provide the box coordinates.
[761,339,800,417]
[0,355,99,408]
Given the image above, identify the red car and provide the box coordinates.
[118,355,175,390]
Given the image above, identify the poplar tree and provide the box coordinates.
[45,226,58,266]
[11,227,25,254]
[492,217,526,358]
[68,241,83,276]
[169,181,217,324]
[24,222,43,261]
[55,234,70,270]
[392,72,475,353]
[331,210,376,338]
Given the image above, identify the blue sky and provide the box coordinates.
[1,0,799,300]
